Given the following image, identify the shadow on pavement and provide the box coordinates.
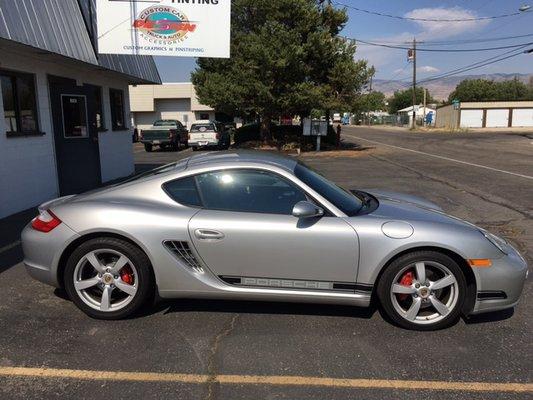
[146,298,377,320]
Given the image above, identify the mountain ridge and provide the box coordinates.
[373,73,532,100]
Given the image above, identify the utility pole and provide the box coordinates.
[423,87,427,127]
[411,37,417,129]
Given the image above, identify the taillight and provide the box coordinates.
[188,133,191,140]
[216,132,220,139]
[139,130,143,140]
[31,210,62,233]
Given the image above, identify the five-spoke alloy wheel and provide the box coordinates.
[378,251,466,330]
[64,238,154,319]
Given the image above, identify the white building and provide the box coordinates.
[397,105,436,126]
[0,0,160,218]
[129,83,215,130]
[436,101,533,129]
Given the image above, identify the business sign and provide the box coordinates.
[303,118,328,136]
[96,0,231,58]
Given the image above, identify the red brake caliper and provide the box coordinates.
[398,271,414,301]
[120,265,134,285]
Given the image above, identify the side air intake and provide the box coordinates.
[163,241,204,274]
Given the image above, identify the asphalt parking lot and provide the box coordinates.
[0,126,531,399]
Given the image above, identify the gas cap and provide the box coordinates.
[381,221,414,239]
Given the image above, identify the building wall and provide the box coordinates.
[130,83,214,129]
[435,105,459,129]
[0,46,135,218]
[134,98,215,129]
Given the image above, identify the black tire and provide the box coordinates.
[377,250,466,331]
[192,146,198,151]
[63,237,154,320]
[144,143,153,152]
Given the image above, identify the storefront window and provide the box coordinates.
[110,88,126,130]
[1,70,39,133]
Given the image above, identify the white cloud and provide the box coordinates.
[405,7,490,40]
[418,65,440,73]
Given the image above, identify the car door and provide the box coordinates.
[188,168,359,286]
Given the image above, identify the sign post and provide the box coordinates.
[96,0,231,58]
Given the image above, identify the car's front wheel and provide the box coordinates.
[377,251,466,330]
[64,238,154,320]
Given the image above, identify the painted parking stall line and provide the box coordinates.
[0,367,531,393]
[0,240,21,255]
[346,134,533,180]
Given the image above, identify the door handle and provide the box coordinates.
[194,229,225,240]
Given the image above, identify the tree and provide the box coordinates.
[448,78,532,102]
[353,91,386,113]
[192,0,373,141]
[388,87,433,114]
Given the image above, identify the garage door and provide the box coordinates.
[460,109,483,127]
[512,109,533,127]
[486,109,509,128]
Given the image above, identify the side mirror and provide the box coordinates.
[292,201,324,219]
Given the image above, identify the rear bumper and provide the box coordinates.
[188,140,219,147]
[141,139,172,145]
[469,246,528,315]
[21,222,80,288]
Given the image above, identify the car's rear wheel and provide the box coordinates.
[144,143,153,152]
[64,238,154,320]
[377,251,466,330]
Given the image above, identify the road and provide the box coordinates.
[0,126,531,399]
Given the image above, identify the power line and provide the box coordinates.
[334,1,523,22]
[354,33,533,46]
[395,46,530,89]
[354,39,533,52]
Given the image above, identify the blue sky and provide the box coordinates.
[155,0,533,82]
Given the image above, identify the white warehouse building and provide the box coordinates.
[436,101,533,129]
[0,0,160,219]
[129,83,215,130]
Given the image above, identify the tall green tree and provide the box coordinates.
[353,91,386,113]
[388,87,433,114]
[448,78,532,102]
[191,0,373,141]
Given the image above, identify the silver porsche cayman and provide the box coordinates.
[22,151,527,330]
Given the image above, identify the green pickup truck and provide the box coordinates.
[139,120,188,152]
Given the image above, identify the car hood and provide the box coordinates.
[361,189,475,228]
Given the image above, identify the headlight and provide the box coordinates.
[480,230,508,255]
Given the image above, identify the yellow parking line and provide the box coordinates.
[0,367,531,393]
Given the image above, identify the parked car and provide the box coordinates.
[188,120,230,151]
[139,120,188,152]
[22,151,527,330]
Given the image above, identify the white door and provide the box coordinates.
[512,109,533,127]
[486,109,509,128]
[460,110,483,128]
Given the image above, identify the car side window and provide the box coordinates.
[163,176,202,207]
[196,170,307,215]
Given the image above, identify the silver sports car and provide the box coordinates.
[22,151,527,330]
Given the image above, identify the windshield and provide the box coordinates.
[191,123,215,132]
[154,120,176,126]
[294,162,362,216]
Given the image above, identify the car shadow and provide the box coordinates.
[144,298,377,320]
[463,308,514,324]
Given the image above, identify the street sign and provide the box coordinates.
[96,0,231,58]
[452,99,460,110]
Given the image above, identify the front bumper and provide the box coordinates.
[21,222,79,288]
[470,245,528,315]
